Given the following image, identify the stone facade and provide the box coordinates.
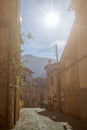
[20,67,34,107]
[44,0,87,121]
[60,0,87,120]
[45,62,61,112]
[22,76,46,108]
[0,0,20,128]
[33,77,46,107]
[21,67,46,108]
[28,83,41,107]
[60,26,80,118]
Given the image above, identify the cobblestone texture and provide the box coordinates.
[11,108,70,130]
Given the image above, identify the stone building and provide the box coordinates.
[0,0,20,128]
[20,66,34,107]
[29,82,41,107]
[33,77,46,107]
[20,66,46,108]
[60,0,87,120]
[45,62,61,112]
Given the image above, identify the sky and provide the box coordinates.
[21,0,75,60]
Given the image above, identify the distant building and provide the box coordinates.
[20,65,46,108]
[20,66,34,107]
[33,77,46,107]
[45,62,61,112]
[21,54,54,78]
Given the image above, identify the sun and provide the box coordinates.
[45,11,60,27]
[20,16,22,22]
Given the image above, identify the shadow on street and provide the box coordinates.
[37,110,87,130]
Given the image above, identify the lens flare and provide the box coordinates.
[45,11,60,27]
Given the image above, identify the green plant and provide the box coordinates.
[19,100,23,108]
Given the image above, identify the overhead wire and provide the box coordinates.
[32,47,55,55]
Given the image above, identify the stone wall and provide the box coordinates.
[45,63,61,112]
[60,26,87,120]
[0,0,20,128]
[60,0,87,120]
[20,67,34,108]
[60,26,80,118]
[24,78,46,108]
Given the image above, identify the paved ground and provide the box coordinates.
[11,108,71,130]
[38,110,87,130]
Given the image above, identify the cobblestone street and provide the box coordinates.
[11,108,71,130]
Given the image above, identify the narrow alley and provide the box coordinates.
[11,108,71,130]
[0,0,87,130]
